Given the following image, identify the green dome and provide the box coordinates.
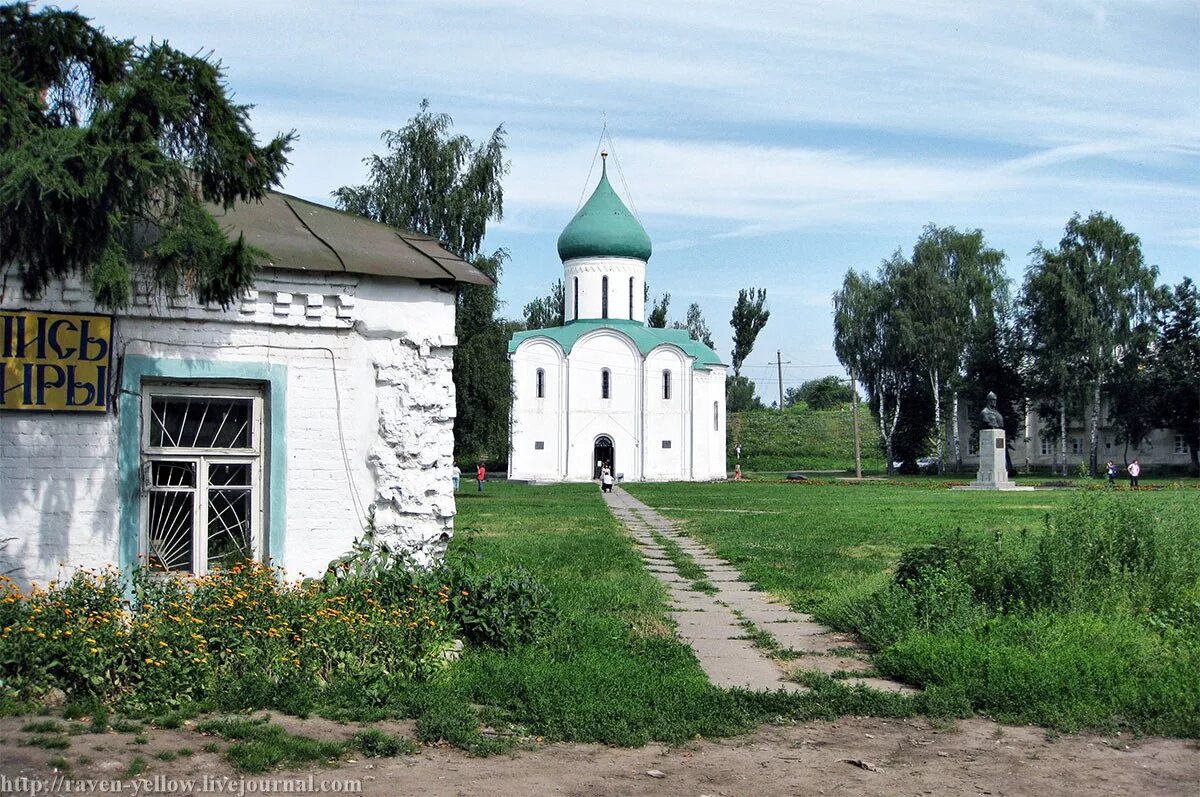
[557,161,652,262]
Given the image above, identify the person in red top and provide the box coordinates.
[476,463,486,492]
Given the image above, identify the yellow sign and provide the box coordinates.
[1,310,113,412]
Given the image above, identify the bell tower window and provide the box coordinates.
[601,276,609,319]
[573,277,579,321]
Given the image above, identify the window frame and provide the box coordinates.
[139,382,265,575]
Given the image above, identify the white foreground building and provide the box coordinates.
[508,157,727,482]
[1,192,486,586]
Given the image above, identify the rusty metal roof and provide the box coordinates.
[207,191,493,285]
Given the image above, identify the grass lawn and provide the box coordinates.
[623,480,1074,610]
[440,482,953,746]
[626,479,1200,736]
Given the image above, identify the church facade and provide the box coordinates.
[507,157,727,482]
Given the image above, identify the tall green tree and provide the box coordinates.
[726,375,763,412]
[648,292,670,328]
[522,279,564,329]
[889,226,1007,473]
[1021,253,1084,476]
[784,376,853,410]
[1152,277,1200,474]
[682,302,714,348]
[730,287,769,377]
[0,3,294,307]
[834,268,906,475]
[335,100,510,462]
[454,251,512,460]
[334,99,504,261]
[962,302,1025,469]
[1025,213,1160,476]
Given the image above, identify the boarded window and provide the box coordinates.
[534,441,545,450]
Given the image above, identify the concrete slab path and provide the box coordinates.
[603,487,918,696]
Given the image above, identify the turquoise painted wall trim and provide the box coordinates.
[118,355,288,574]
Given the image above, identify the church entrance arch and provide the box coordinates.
[593,435,614,479]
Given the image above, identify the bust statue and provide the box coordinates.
[981,391,1004,429]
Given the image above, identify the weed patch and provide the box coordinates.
[195,716,347,773]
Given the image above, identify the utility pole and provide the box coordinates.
[850,369,862,478]
[768,350,790,410]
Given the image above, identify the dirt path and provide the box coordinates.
[2,714,1196,796]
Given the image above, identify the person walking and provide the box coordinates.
[734,463,743,481]
[1127,459,1140,489]
[600,466,614,493]
[476,463,486,492]
[735,443,742,460]
[1105,460,1117,486]
[452,463,461,491]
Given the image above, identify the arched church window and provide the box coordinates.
[629,277,634,319]
[602,276,609,318]
[662,370,671,400]
[536,368,545,399]
[573,278,579,321]
[713,401,719,431]
[601,368,611,399]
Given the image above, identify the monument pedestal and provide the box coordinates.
[953,429,1034,491]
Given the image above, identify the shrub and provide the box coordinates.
[321,527,556,651]
[440,554,557,649]
[820,490,1200,735]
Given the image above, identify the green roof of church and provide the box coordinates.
[508,319,724,370]
[556,161,652,262]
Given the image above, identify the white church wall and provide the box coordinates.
[509,339,566,479]
[563,257,646,322]
[691,367,727,480]
[642,347,688,480]
[566,331,642,480]
[1,271,458,587]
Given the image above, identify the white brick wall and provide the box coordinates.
[1,270,458,586]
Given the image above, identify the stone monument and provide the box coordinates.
[954,391,1033,491]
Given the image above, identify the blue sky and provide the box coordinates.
[81,0,1199,399]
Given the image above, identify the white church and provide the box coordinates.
[507,155,728,482]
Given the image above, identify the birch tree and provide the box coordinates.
[890,226,1006,473]
[834,268,906,475]
[1025,213,1159,476]
[335,100,510,461]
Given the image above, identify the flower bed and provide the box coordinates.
[0,562,457,712]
